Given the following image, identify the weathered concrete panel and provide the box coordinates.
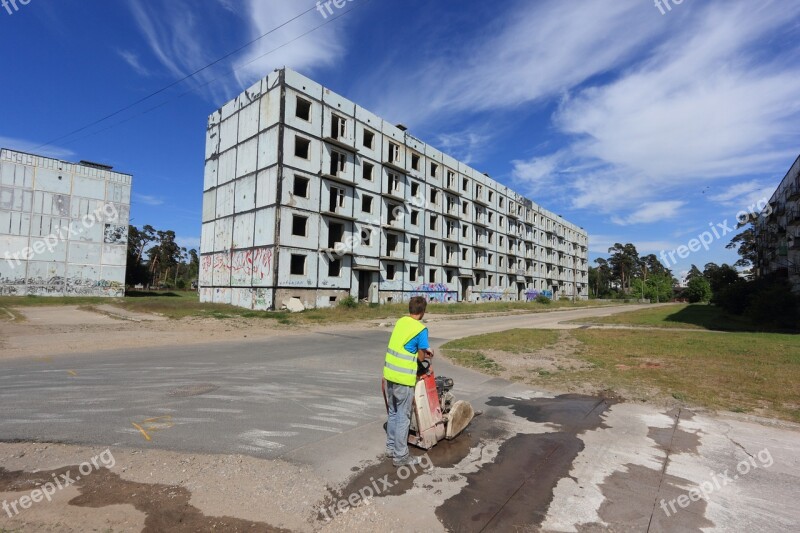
[232,212,255,250]
[234,174,256,213]
[253,207,276,247]
[236,136,258,179]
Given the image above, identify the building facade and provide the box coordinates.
[755,154,800,291]
[0,149,131,297]
[200,68,588,310]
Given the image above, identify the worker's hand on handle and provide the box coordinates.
[425,348,434,360]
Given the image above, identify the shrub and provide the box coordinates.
[176,279,186,290]
[339,295,358,309]
[685,277,712,303]
[745,281,799,329]
[535,295,551,304]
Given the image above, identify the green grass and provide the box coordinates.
[0,293,626,325]
[443,329,560,353]
[444,350,505,375]
[443,326,800,423]
[569,303,784,332]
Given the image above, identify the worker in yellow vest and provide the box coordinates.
[384,296,433,467]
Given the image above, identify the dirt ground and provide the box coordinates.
[0,441,352,532]
[0,305,317,359]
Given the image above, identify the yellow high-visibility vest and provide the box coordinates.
[383,316,426,387]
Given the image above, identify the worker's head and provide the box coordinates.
[409,296,427,318]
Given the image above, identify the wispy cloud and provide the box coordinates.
[611,201,686,226]
[126,0,353,103]
[133,193,164,206]
[0,136,75,160]
[117,49,150,77]
[435,129,492,165]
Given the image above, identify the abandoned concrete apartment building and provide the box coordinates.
[200,68,588,310]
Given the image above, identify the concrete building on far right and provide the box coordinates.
[755,154,800,292]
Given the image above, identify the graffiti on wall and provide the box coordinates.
[103,224,128,245]
[476,286,517,301]
[524,289,554,301]
[0,276,124,297]
[411,283,458,303]
[200,248,273,286]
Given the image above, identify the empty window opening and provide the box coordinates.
[293,175,309,198]
[410,266,418,282]
[290,254,306,275]
[291,215,308,237]
[499,197,504,208]
[386,234,398,256]
[462,224,469,238]
[410,238,419,254]
[429,269,437,283]
[329,259,342,277]
[447,270,455,283]
[386,264,396,280]
[360,227,372,247]
[362,161,374,181]
[462,201,469,215]
[430,189,439,205]
[331,115,347,140]
[411,181,420,198]
[361,194,373,213]
[294,136,311,159]
[329,186,345,212]
[447,170,456,189]
[429,242,437,258]
[388,142,400,163]
[430,162,439,178]
[363,129,375,149]
[462,177,469,191]
[328,222,344,248]
[330,150,346,176]
[411,153,421,171]
[429,215,438,231]
[488,191,494,202]
[411,210,420,225]
[295,97,311,121]
[488,253,494,266]
[388,203,401,224]
[388,173,400,194]
[462,248,468,261]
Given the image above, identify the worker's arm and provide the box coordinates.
[417,348,434,361]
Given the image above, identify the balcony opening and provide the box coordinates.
[388,142,400,163]
[330,150,346,176]
[328,222,344,248]
[329,186,345,212]
[331,114,346,140]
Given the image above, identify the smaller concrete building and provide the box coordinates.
[755,154,800,291]
[0,148,132,297]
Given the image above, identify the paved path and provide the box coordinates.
[1,304,798,531]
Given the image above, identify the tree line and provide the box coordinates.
[125,225,199,290]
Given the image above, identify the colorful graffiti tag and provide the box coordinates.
[411,283,458,303]
[525,289,554,301]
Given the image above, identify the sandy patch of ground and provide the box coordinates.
[0,442,335,532]
[0,306,310,359]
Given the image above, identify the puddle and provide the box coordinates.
[0,466,288,532]
[436,394,617,532]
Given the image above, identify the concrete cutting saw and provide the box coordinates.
[383,358,475,449]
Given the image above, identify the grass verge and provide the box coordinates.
[443,327,800,423]
[568,303,792,333]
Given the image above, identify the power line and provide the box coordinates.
[34,2,323,150]
[57,1,371,148]
[59,2,370,149]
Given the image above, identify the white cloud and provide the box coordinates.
[0,136,75,160]
[365,0,658,126]
[132,193,164,206]
[611,201,686,226]
[117,50,150,77]
[435,129,492,165]
[126,0,352,103]
[231,0,349,89]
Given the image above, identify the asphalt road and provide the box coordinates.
[1,305,798,531]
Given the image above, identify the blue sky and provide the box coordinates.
[1,0,799,279]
